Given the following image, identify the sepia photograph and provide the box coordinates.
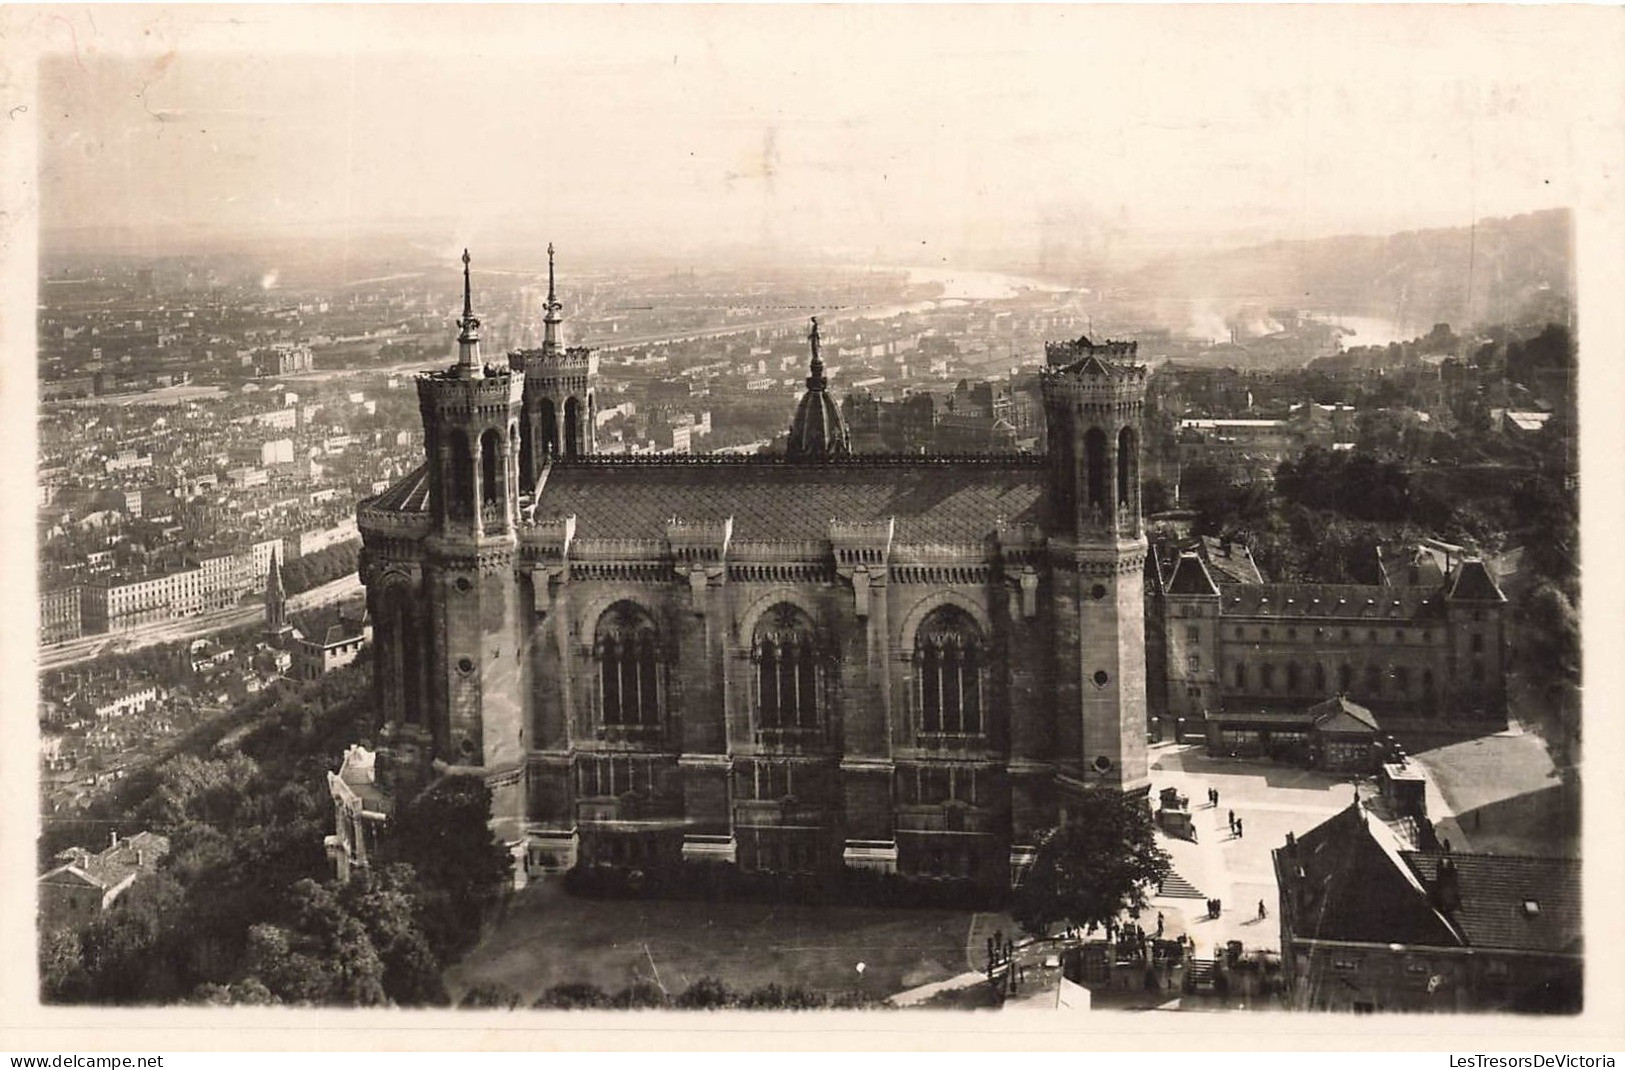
[2,2,1622,1051]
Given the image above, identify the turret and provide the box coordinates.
[418,250,526,542]
[511,243,597,488]
[1039,336,1148,543]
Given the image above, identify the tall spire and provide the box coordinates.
[265,548,287,636]
[456,249,482,374]
[542,241,563,354]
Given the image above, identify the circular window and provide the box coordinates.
[1093,670,1109,688]
[458,737,476,759]
[457,656,475,675]
[455,577,472,593]
[1090,584,1107,601]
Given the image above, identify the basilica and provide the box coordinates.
[356,250,1154,887]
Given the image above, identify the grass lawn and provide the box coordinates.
[445,877,979,1005]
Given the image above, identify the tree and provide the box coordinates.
[1011,790,1171,937]
[387,775,512,956]
[1141,478,1174,517]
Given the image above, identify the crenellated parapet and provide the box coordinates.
[417,365,526,420]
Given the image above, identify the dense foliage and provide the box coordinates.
[279,541,361,596]
[40,654,511,1006]
[1011,790,1171,937]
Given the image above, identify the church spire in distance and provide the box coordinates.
[456,248,482,376]
[542,242,563,354]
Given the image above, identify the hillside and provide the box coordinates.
[1119,209,1571,332]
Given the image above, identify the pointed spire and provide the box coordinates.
[805,316,826,391]
[456,249,482,373]
[265,548,287,635]
[542,241,563,353]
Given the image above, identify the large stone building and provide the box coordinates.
[357,251,1152,887]
[1146,540,1508,742]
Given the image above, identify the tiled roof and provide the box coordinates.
[1401,853,1581,955]
[294,599,369,648]
[1224,583,1441,620]
[533,459,1047,544]
[1446,559,1506,603]
[366,464,431,513]
[1308,695,1379,733]
[1283,805,1462,947]
[1166,553,1221,597]
[1199,537,1265,585]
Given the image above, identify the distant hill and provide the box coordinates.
[1119,209,1572,333]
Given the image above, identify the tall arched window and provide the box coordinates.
[1117,426,1137,510]
[1313,662,1327,694]
[752,604,819,731]
[916,606,985,736]
[1364,664,1381,695]
[1261,664,1276,692]
[594,602,661,727]
[519,417,535,491]
[564,397,581,460]
[448,431,473,521]
[1084,427,1108,510]
[1287,662,1302,693]
[539,398,558,461]
[1338,664,1353,693]
[1234,661,1247,690]
[480,429,502,505]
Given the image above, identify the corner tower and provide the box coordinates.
[512,243,597,489]
[413,250,528,822]
[1039,336,1150,802]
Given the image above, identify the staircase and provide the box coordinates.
[1183,957,1218,992]
[1158,869,1205,900]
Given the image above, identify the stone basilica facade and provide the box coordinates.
[357,251,1152,887]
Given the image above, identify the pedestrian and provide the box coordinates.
[1156,911,1165,938]
[1236,817,1244,838]
[1228,809,1235,833]
[1258,899,1267,921]
[1213,788,1220,808]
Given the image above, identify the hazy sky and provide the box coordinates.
[26,5,1616,265]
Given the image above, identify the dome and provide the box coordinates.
[787,386,851,459]
[785,316,851,460]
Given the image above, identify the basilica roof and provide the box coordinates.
[366,464,431,513]
[532,458,1046,544]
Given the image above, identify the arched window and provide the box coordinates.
[1364,664,1381,695]
[519,417,535,491]
[594,602,661,727]
[564,397,581,460]
[916,606,984,736]
[448,432,473,521]
[1234,661,1247,690]
[1117,426,1137,510]
[1287,662,1302,693]
[752,604,820,730]
[1313,662,1327,694]
[1261,664,1276,692]
[1423,668,1435,695]
[539,398,558,461]
[480,429,502,505]
[1338,664,1353,693]
[1084,427,1108,510]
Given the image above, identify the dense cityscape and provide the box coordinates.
[21,7,1605,1037]
[35,206,1582,1014]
